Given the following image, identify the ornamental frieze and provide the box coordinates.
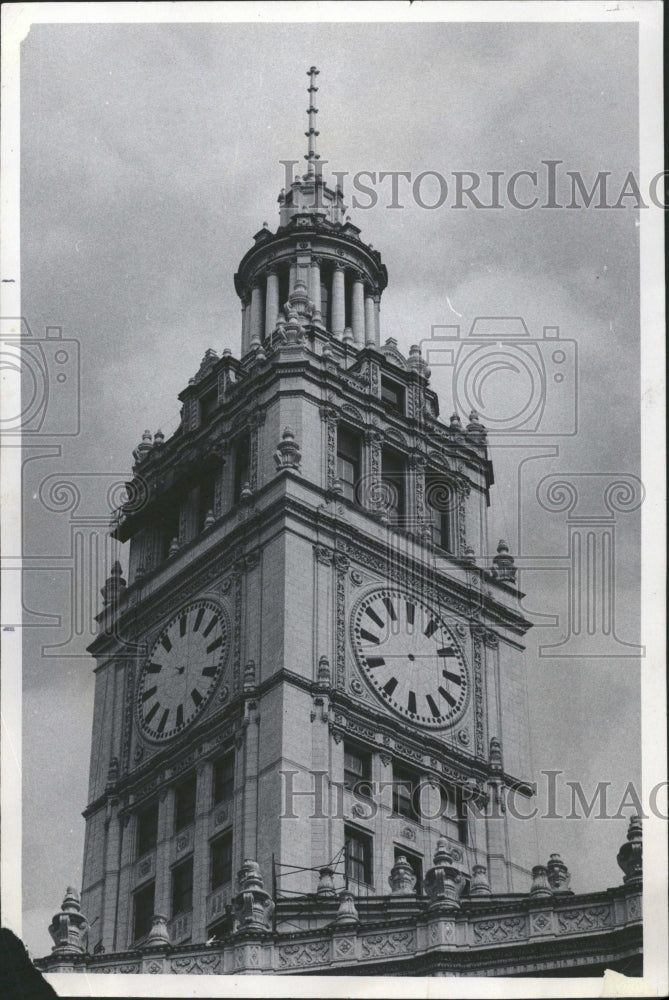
[361,930,414,959]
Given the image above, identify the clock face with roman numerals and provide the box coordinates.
[137,599,229,742]
[351,588,469,729]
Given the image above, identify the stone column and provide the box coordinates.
[351,273,365,345]
[154,789,175,922]
[115,814,135,950]
[249,283,263,348]
[364,291,376,345]
[331,265,345,339]
[310,257,322,322]
[264,269,279,339]
[241,298,250,355]
[192,762,214,942]
[289,260,297,294]
[374,294,381,345]
[100,803,122,952]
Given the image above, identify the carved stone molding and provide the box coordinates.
[472,631,486,758]
[314,544,333,565]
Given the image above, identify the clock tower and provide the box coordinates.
[79,66,540,956]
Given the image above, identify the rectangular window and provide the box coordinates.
[171,856,194,918]
[441,782,468,844]
[212,752,235,807]
[345,825,373,886]
[199,387,218,424]
[158,506,181,562]
[343,743,372,795]
[392,763,421,821]
[133,881,155,942]
[381,448,406,522]
[197,467,218,532]
[210,831,233,891]
[394,846,424,895]
[426,474,454,552]
[336,425,361,503]
[381,376,405,414]
[174,775,197,833]
[136,802,159,858]
[233,434,250,501]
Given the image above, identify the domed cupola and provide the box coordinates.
[234,66,388,356]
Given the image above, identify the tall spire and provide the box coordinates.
[304,65,320,177]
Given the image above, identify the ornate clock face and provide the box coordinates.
[137,599,229,742]
[351,588,469,728]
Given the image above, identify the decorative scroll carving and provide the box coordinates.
[361,931,414,958]
[556,906,611,933]
[409,450,426,526]
[320,407,339,490]
[472,916,527,944]
[334,551,349,688]
[171,955,221,974]
[472,630,485,758]
[456,479,470,556]
[233,571,243,693]
[314,544,333,565]
[92,963,140,974]
[278,941,329,968]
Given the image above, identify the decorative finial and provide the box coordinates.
[617,814,642,884]
[48,887,89,955]
[100,561,126,605]
[305,66,320,177]
[491,539,517,584]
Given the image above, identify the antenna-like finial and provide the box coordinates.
[305,66,320,176]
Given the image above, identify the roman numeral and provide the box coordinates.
[406,601,415,626]
[144,701,160,724]
[366,656,385,668]
[365,606,384,629]
[359,629,380,645]
[141,686,157,702]
[442,668,462,685]
[193,608,205,632]
[176,704,184,728]
[426,694,441,718]
[202,665,217,677]
[191,688,203,707]
[202,616,218,638]
[157,708,169,733]
[382,596,397,621]
[146,662,162,673]
[424,619,438,638]
[383,677,398,697]
[408,691,417,715]
[437,646,456,657]
[206,636,222,654]
[438,685,456,707]
[180,615,187,637]
[160,635,172,653]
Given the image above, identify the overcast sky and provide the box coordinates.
[17,17,645,957]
